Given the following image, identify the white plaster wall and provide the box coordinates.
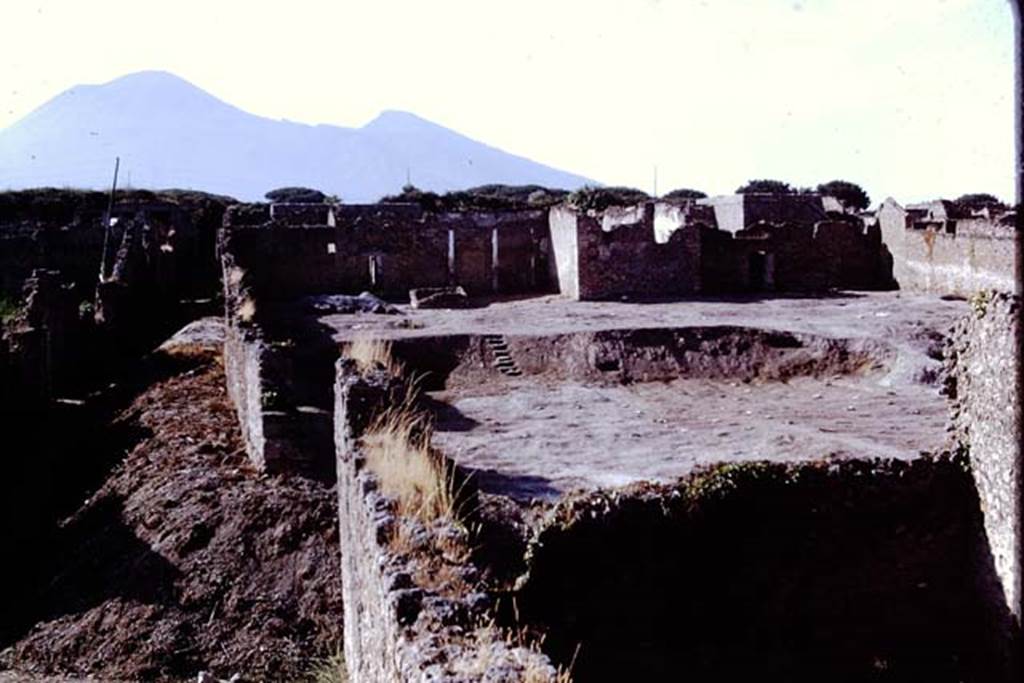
[548,207,580,299]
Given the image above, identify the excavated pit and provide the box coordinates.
[312,293,1008,680]
[383,326,946,500]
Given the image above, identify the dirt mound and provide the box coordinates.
[0,349,343,681]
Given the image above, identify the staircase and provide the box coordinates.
[483,334,522,377]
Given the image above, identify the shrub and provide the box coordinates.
[342,337,404,376]
[379,184,568,212]
[264,186,327,203]
[0,294,19,323]
[567,185,650,212]
[661,188,707,202]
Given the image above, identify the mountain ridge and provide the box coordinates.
[0,71,594,201]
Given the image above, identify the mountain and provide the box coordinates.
[0,71,595,202]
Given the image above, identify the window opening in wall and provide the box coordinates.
[327,242,337,255]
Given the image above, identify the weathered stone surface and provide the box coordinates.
[946,291,1021,622]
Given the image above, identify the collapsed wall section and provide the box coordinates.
[946,292,1022,622]
[221,203,551,301]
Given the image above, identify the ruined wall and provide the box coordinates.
[0,192,228,301]
[334,363,557,682]
[1,269,86,404]
[221,204,549,300]
[652,201,716,244]
[877,199,1018,296]
[223,320,270,469]
[549,205,701,301]
[901,220,1019,296]
[700,219,891,293]
[700,193,828,234]
[219,247,336,476]
[947,292,1022,624]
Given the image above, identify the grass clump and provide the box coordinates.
[0,293,19,323]
[362,403,456,523]
[307,645,348,683]
[342,337,404,376]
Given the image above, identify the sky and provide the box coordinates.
[0,0,1017,205]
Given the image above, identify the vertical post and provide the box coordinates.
[447,229,456,285]
[99,156,120,282]
[491,227,499,293]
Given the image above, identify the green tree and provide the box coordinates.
[735,179,795,195]
[955,193,1006,212]
[816,180,871,211]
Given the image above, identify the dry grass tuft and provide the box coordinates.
[362,403,456,523]
[308,645,349,683]
[343,337,404,376]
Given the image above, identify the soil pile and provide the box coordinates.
[0,346,343,681]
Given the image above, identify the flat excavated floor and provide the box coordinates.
[320,291,962,353]
[311,291,966,501]
[429,374,946,501]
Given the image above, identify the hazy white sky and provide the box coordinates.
[1,0,1017,204]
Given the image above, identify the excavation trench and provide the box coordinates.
[376,326,1009,680]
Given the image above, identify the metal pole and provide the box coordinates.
[99,156,120,282]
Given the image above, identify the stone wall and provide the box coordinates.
[219,243,336,476]
[334,363,558,682]
[549,204,701,300]
[878,198,1018,296]
[699,218,892,293]
[221,204,551,300]
[0,193,227,301]
[946,292,1022,624]
[1,269,85,405]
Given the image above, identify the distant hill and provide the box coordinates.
[0,71,595,202]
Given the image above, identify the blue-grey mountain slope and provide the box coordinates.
[0,71,594,201]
